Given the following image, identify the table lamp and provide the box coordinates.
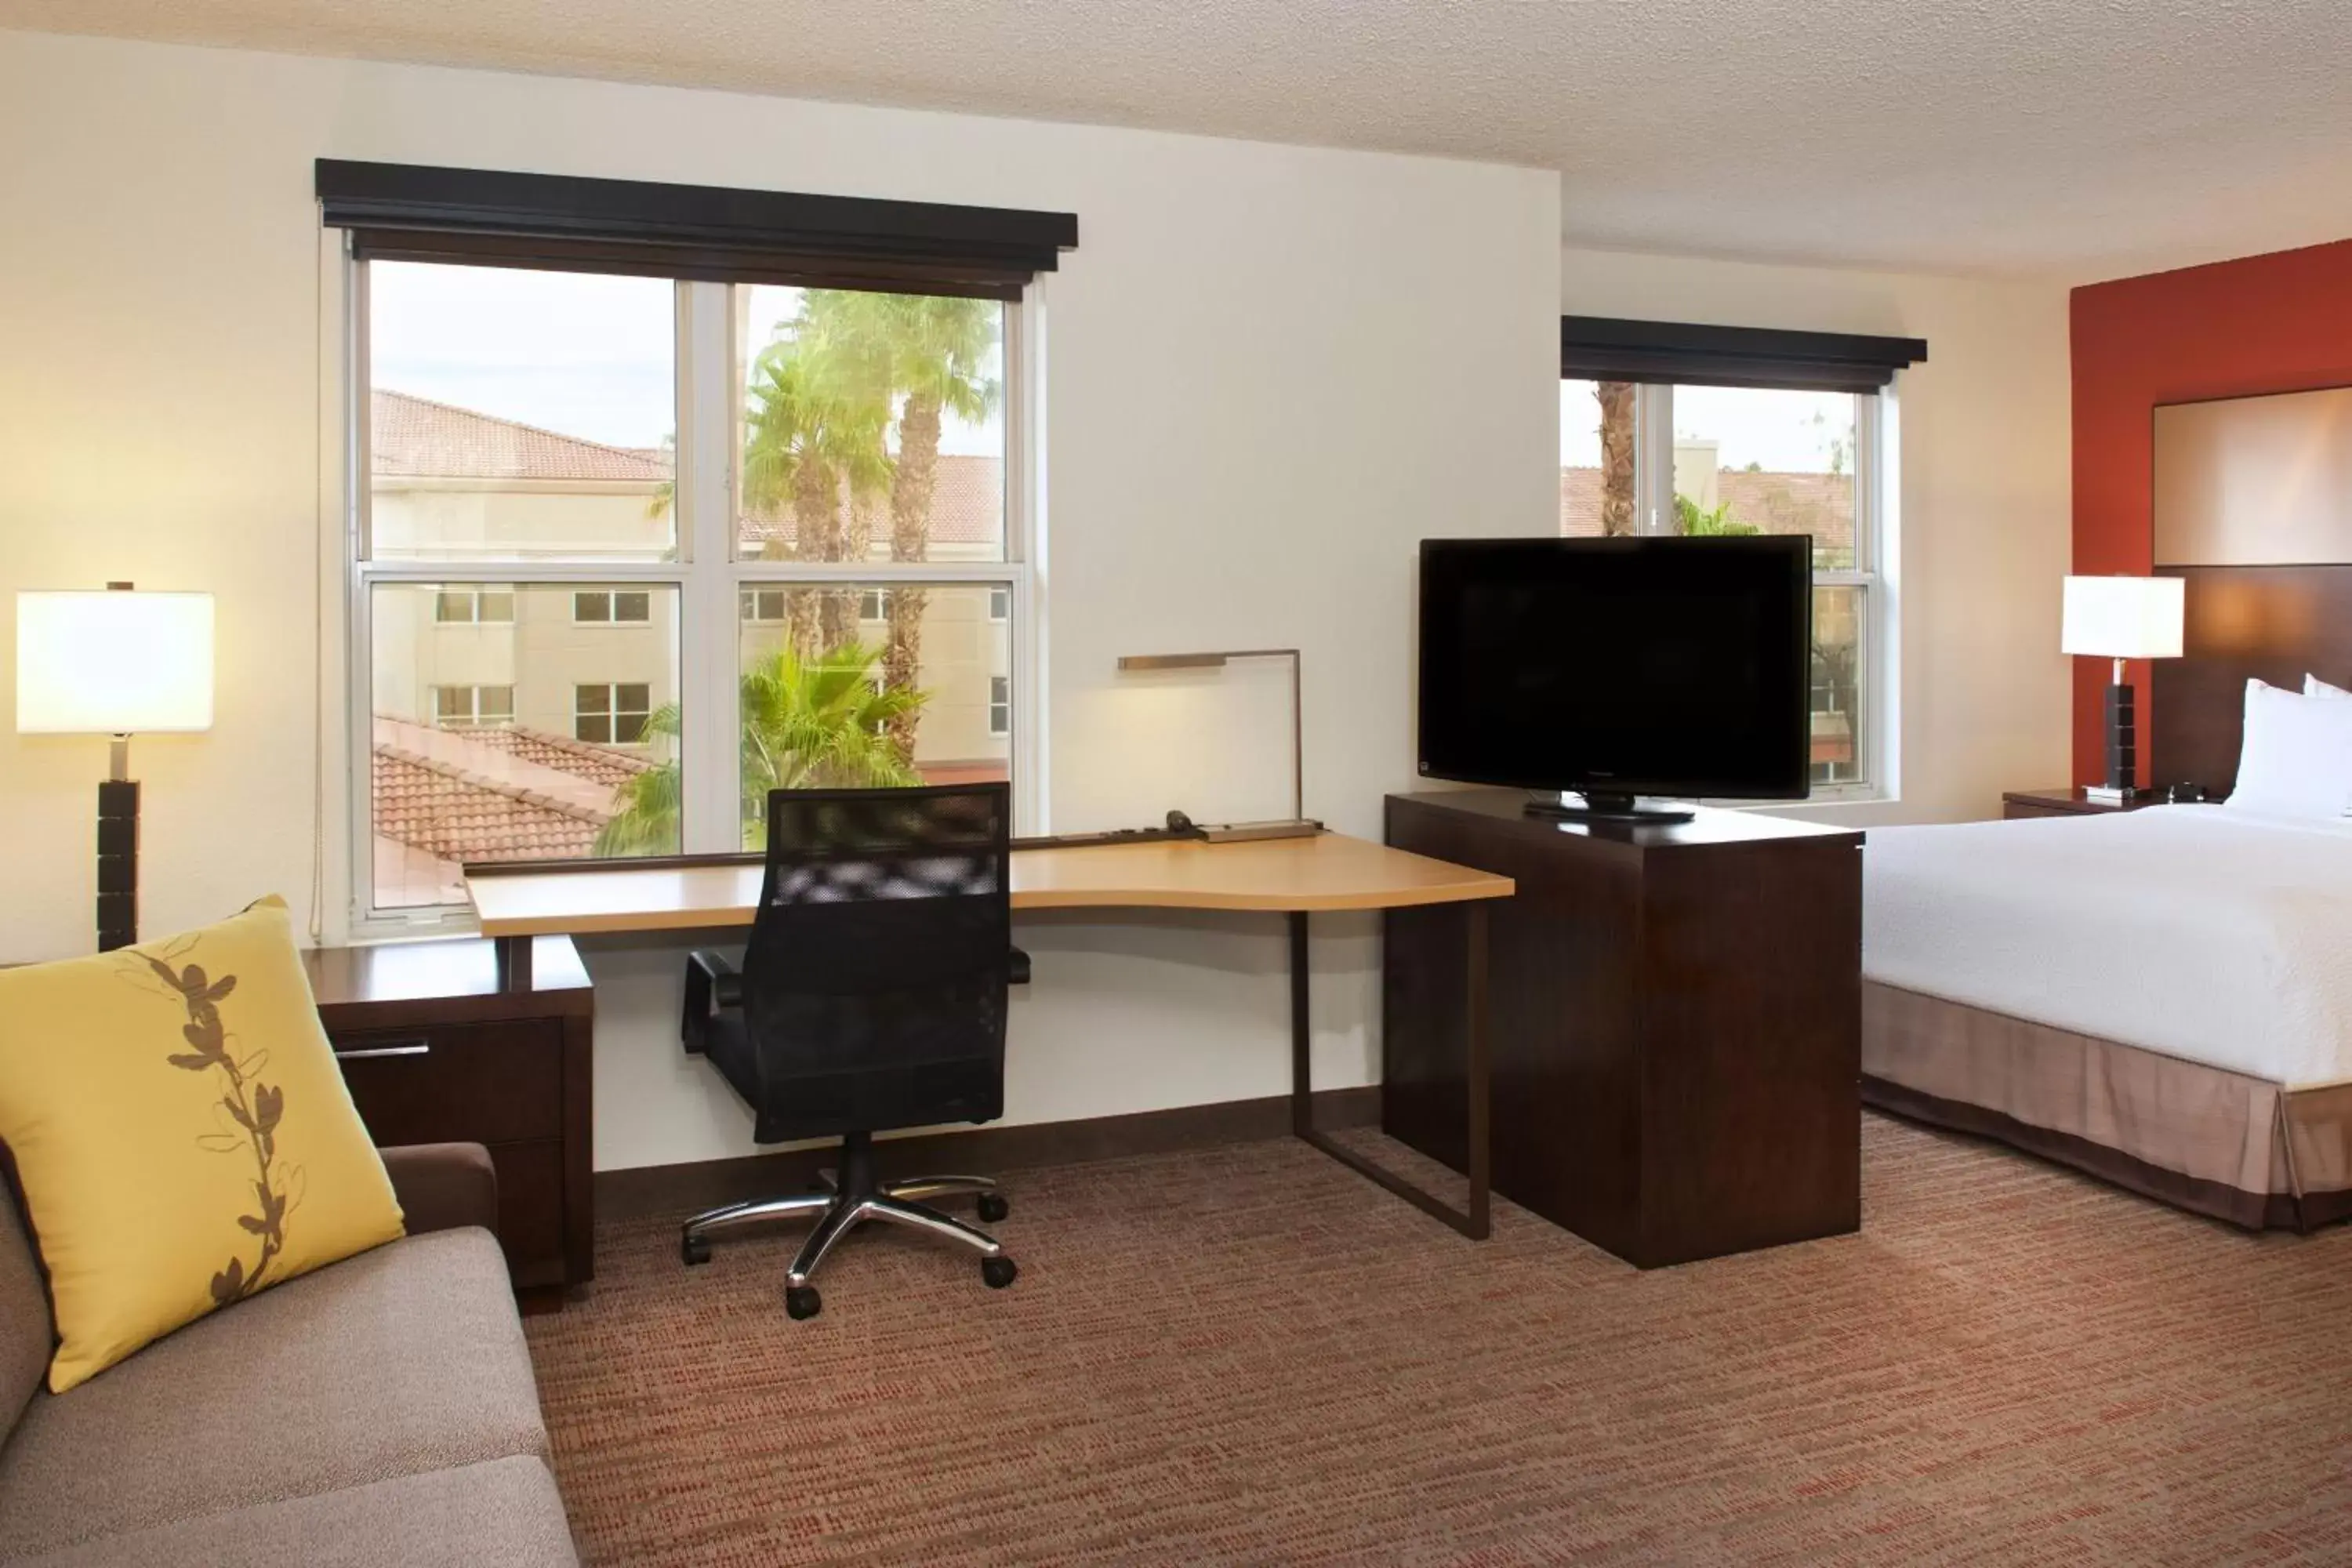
[2061,574,2183,804]
[1114,648,1319,840]
[16,583,216,950]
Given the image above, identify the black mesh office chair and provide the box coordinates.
[678,783,1028,1319]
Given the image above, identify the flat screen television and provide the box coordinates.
[1417,535,1813,822]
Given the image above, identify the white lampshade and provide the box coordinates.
[2060,575,2183,661]
[16,590,215,735]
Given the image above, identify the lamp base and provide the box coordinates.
[97,778,139,952]
[2104,679,2139,794]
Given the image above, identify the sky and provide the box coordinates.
[368,262,1003,457]
[1560,380,1856,474]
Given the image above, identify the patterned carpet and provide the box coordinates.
[525,1115,2352,1565]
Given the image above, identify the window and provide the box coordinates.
[575,684,653,746]
[572,590,650,624]
[434,589,513,624]
[1563,377,1889,793]
[350,258,1030,922]
[431,684,514,728]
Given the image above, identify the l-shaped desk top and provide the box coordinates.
[464,827,1512,1242]
[466,829,1514,936]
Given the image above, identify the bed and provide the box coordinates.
[1863,804,2352,1229]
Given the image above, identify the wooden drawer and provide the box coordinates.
[2002,800,2079,820]
[330,1019,564,1148]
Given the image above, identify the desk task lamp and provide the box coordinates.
[16,584,216,950]
[2061,574,2182,805]
[1115,648,1319,840]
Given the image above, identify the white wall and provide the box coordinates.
[1562,246,2075,827]
[0,30,1562,1168]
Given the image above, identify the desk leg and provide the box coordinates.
[495,935,534,994]
[1291,906,1491,1240]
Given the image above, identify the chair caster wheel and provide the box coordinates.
[785,1284,822,1320]
[976,1192,1011,1224]
[681,1234,710,1266]
[982,1255,1018,1290]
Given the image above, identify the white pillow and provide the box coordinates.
[2305,673,2352,702]
[2227,679,2352,818]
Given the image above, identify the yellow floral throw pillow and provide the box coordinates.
[0,898,403,1392]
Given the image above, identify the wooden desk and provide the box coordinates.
[467,832,1512,1240]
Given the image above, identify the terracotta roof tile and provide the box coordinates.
[459,725,656,789]
[372,749,609,865]
[740,456,1001,552]
[1560,466,1854,554]
[372,390,672,484]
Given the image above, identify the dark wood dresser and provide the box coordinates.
[2001,786,2165,819]
[303,936,593,1300]
[1383,789,1863,1269]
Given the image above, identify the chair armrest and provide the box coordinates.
[382,1142,499,1236]
[683,949,742,1054]
[1008,946,1032,985]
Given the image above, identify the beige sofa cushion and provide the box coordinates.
[0,1228,548,1562]
[0,1186,51,1443]
[13,1455,577,1568]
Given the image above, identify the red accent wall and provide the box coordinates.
[2071,238,2352,783]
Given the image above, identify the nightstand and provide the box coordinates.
[2001,786,2169,820]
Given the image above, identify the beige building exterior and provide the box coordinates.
[368,389,1010,904]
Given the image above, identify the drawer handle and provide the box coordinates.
[333,1040,432,1061]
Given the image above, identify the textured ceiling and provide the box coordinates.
[7,0,2351,278]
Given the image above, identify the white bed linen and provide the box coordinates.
[1863,804,2352,1087]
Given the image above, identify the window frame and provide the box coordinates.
[433,588,514,624]
[1585,378,1894,802]
[988,673,1012,738]
[343,260,1043,937]
[431,684,515,728]
[571,589,652,625]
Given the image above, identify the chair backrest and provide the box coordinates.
[740,783,1012,1138]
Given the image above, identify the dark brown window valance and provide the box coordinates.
[1562,316,1926,394]
[316,160,1078,302]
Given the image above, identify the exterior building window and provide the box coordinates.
[575,684,652,746]
[573,590,650,624]
[431,684,514,728]
[1562,377,1890,794]
[434,589,514,624]
[352,259,1029,925]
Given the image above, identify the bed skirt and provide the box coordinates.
[1861,980,2352,1232]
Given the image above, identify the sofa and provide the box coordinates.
[0,1143,579,1566]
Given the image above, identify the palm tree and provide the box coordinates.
[1597,380,1638,535]
[1675,494,1759,535]
[798,292,1000,761]
[596,641,925,855]
[741,327,895,652]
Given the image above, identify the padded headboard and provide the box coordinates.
[2151,564,2352,796]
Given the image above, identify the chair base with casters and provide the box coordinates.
[680,933,1030,1321]
[680,1129,1016,1319]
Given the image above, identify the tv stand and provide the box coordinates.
[1384,788,1862,1268]
[1523,790,1695,826]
